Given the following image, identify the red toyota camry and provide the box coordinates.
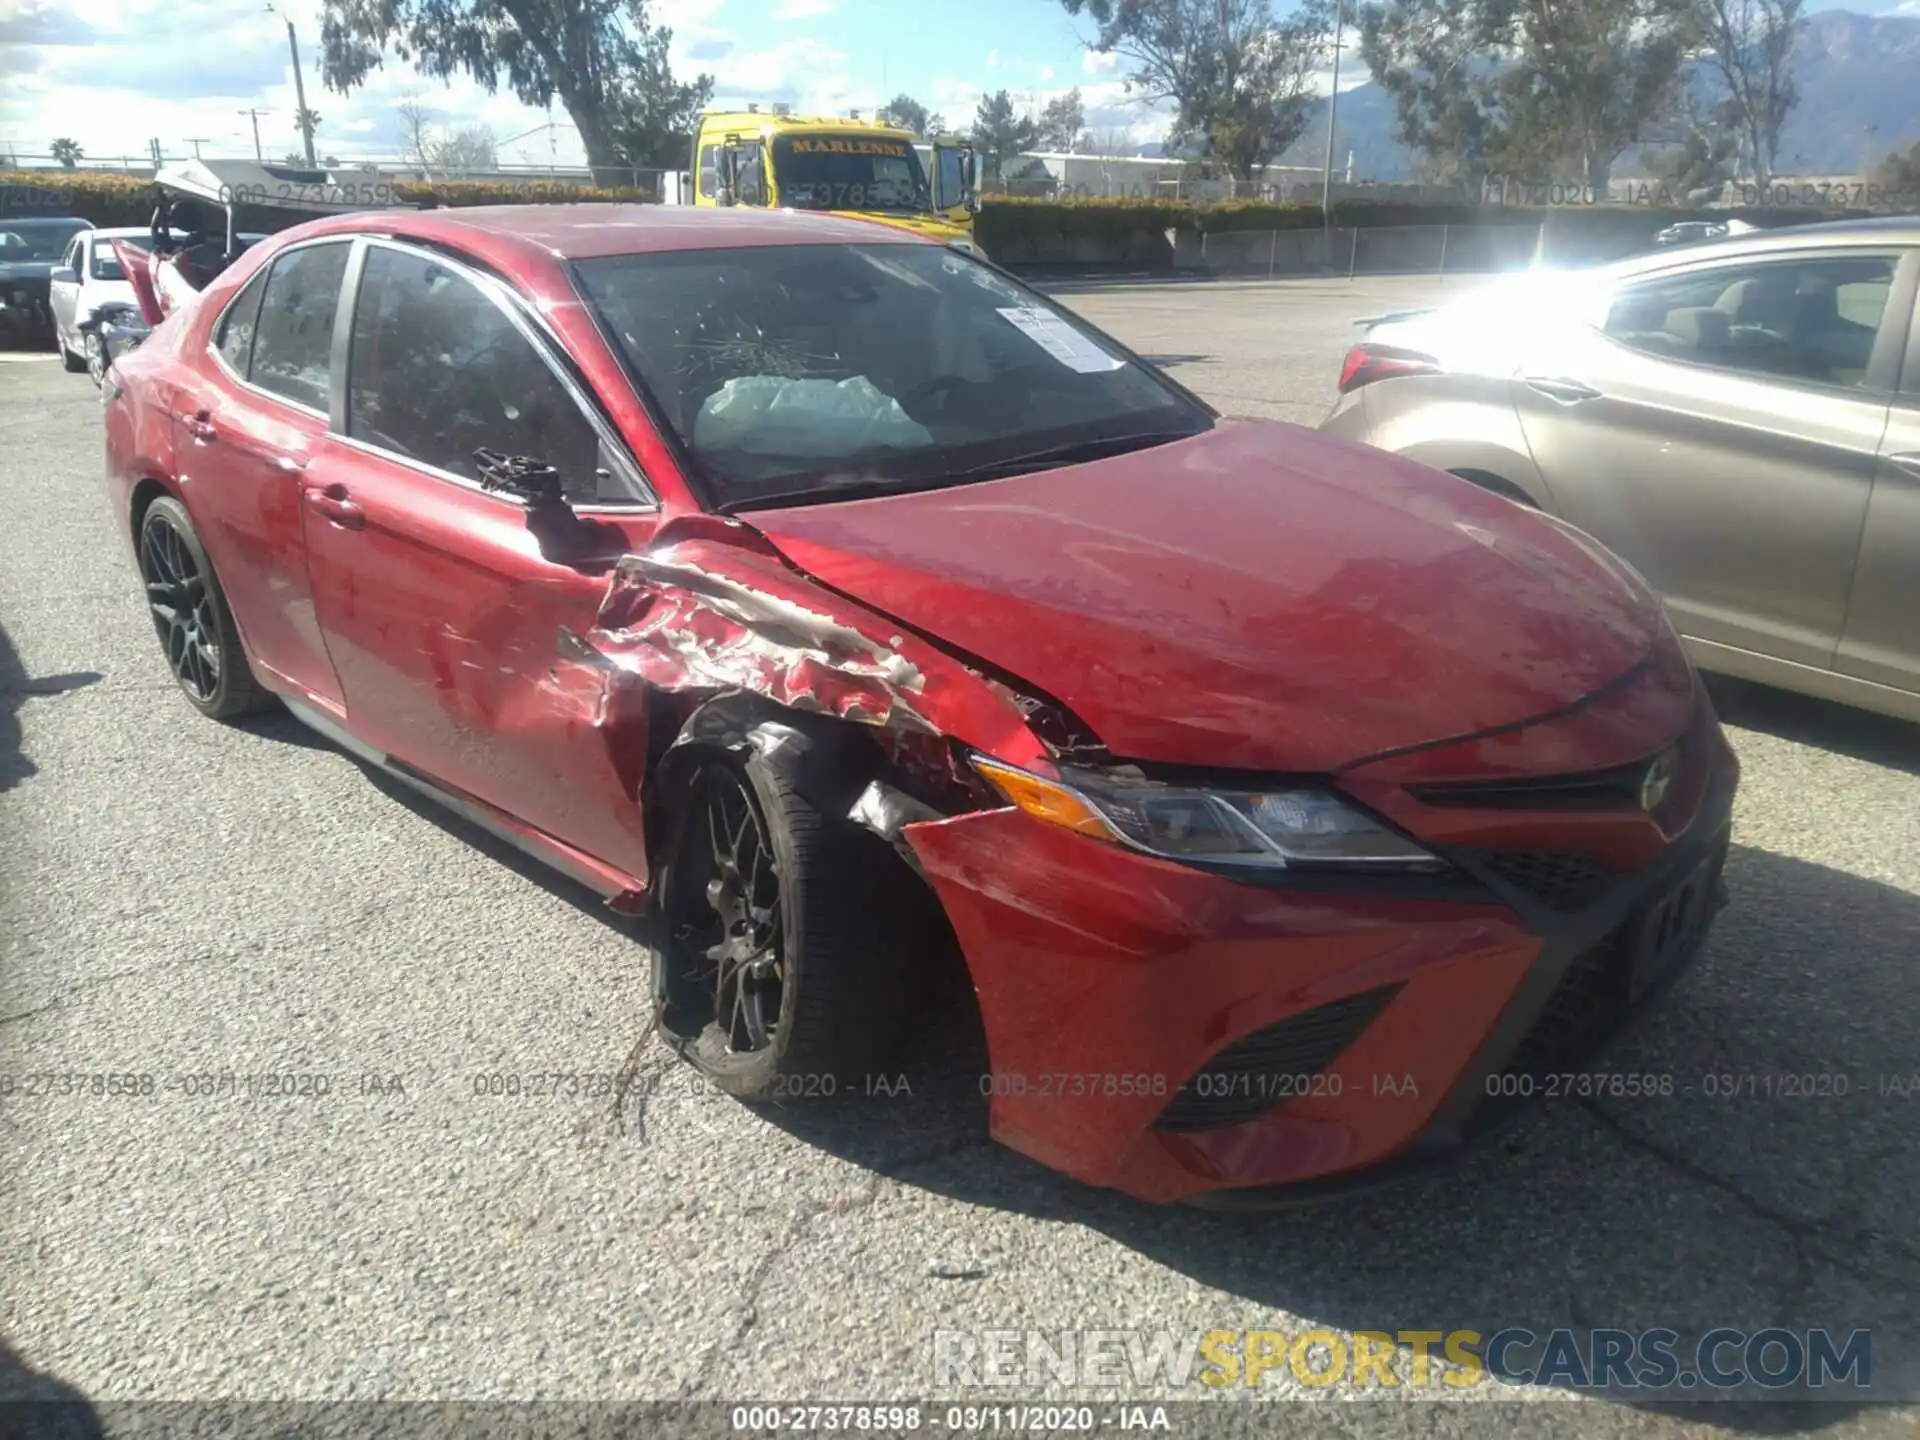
[102,204,1737,1205]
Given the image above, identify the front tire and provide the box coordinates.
[137,496,269,720]
[60,333,87,373]
[652,738,912,1098]
[84,333,105,387]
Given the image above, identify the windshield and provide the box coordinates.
[575,243,1211,510]
[0,221,87,262]
[772,136,930,213]
[91,244,127,281]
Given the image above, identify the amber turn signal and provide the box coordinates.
[969,757,1116,841]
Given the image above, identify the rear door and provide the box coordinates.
[1513,248,1913,671]
[299,237,662,881]
[177,239,353,713]
[1836,272,1920,701]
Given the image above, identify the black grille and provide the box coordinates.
[1409,758,1653,811]
[1479,850,1620,911]
[1153,984,1402,1133]
[1464,927,1633,1137]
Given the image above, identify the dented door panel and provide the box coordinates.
[301,441,662,882]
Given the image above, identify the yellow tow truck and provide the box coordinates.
[673,108,985,258]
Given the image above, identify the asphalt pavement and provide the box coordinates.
[1,276,1917,1438]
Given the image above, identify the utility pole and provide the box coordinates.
[238,109,267,160]
[185,137,210,159]
[1321,0,1345,247]
[268,5,317,166]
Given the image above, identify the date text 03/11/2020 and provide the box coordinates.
[730,1405,1174,1433]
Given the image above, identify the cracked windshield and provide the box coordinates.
[3,0,1918,1433]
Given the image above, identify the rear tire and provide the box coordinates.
[652,735,912,1099]
[137,496,271,720]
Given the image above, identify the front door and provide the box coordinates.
[48,233,83,345]
[1512,249,1910,671]
[300,238,661,880]
[176,239,351,713]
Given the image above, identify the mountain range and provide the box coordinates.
[1269,8,1920,181]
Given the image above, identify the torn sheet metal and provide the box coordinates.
[571,537,1049,764]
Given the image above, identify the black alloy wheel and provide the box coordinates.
[664,761,787,1058]
[136,497,267,720]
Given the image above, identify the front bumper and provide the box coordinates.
[902,686,1737,1206]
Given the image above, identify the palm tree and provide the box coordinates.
[49,137,83,169]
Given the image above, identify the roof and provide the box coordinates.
[697,111,916,140]
[0,216,89,230]
[1607,212,1920,277]
[296,202,933,263]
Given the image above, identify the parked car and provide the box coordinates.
[0,216,90,345]
[1652,218,1758,248]
[103,205,1737,1206]
[1322,216,1920,726]
[51,227,266,383]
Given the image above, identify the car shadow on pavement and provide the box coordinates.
[0,1336,104,1439]
[0,620,102,794]
[1706,676,1920,778]
[763,840,1920,1428]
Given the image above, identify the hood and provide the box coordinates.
[746,420,1664,774]
[847,212,972,245]
[0,263,54,286]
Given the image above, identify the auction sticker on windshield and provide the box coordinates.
[998,306,1125,374]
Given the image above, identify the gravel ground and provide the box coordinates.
[1,276,1917,1439]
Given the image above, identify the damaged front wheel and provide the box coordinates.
[653,739,911,1099]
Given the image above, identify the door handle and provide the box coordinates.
[305,483,366,530]
[1524,376,1602,404]
[184,408,216,442]
[1887,452,1920,480]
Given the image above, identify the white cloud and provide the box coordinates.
[770,0,838,17]
[986,48,1000,69]
[1082,49,1119,74]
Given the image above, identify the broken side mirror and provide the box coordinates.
[474,448,624,566]
[717,139,742,208]
[962,147,983,213]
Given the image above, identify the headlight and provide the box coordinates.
[970,757,1444,872]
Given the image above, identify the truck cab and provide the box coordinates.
[681,109,984,257]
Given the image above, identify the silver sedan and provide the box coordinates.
[1320,216,1920,724]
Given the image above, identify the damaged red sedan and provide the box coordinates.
[103,205,1737,1205]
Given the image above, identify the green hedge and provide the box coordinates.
[0,170,652,231]
[3,169,1865,273]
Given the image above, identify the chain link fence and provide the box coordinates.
[1195,222,1548,278]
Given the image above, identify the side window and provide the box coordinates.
[736,142,768,205]
[62,235,84,273]
[214,267,270,377]
[247,241,351,411]
[346,246,616,503]
[1605,254,1899,390]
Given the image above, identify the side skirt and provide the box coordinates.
[280,696,649,915]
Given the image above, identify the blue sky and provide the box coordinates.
[2,0,1915,168]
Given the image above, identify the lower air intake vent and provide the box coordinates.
[1152,984,1402,1133]
[1481,850,1620,911]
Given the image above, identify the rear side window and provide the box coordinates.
[248,241,350,411]
[1605,254,1899,390]
[345,245,613,501]
[215,268,270,377]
